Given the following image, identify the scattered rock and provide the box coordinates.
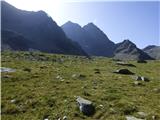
[44,118,48,120]
[94,69,101,74]
[137,60,147,63]
[126,116,144,120]
[141,77,149,82]
[0,67,16,72]
[137,112,147,118]
[78,74,86,79]
[23,68,31,72]
[152,88,160,93]
[99,104,103,107]
[116,62,136,67]
[113,69,134,75]
[10,99,16,103]
[95,71,100,74]
[2,75,11,78]
[152,115,159,120]
[76,96,95,116]
[132,76,150,82]
[56,75,64,81]
[63,116,67,120]
[133,81,142,86]
[72,74,77,78]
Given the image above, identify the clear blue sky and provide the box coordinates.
[5,0,160,48]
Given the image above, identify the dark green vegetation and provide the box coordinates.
[1,51,160,120]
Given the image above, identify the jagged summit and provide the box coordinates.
[62,21,115,57]
[62,21,82,29]
[114,39,154,60]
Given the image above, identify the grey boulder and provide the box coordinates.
[114,69,134,75]
[76,96,95,116]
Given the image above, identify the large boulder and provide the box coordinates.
[76,96,95,116]
[114,69,134,75]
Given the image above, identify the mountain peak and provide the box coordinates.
[83,22,98,29]
[86,22,96,26]
[143,45,157,51]
[120,39,136,47]
[62,21,82,29]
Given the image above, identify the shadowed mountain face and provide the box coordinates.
[1,1,87,56]
[143,45,160,59]
[114,40,154,60]
[1,30,32,51]
[62,21,115,57]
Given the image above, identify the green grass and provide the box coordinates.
[1,51,160,120]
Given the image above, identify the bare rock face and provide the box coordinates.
[114,69,134,75]
[76,96,95,116]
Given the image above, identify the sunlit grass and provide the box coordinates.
[1,51,160,120]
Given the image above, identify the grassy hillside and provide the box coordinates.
[1,51,160,120]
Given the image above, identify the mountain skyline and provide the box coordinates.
[3,0,160,48]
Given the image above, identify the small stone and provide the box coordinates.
[99,104,103,107]
[11,99,16,103]
[137,112,147,118]
[126,116,144,120]
[63,116,67,120]
[44,119,48,120]
[153,88,160,93]
[141,77,149,82]
[134,81,142,86]
[72,74,77,78]
[56,75,63,80]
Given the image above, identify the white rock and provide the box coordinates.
[11,99,16,103]
[137,112,147,118]
[126,116,144,120]
[63,116,67,120]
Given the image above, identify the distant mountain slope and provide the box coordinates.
[83,23,115,57]
[62,21,115,57]
[143,45,160,59]
[1,1,87,56]
[1,30,32,51]
[114,40,154,60]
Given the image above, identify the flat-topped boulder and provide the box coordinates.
[116,62,136,67]
[114,69,134,75]
[76,96,95,116]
